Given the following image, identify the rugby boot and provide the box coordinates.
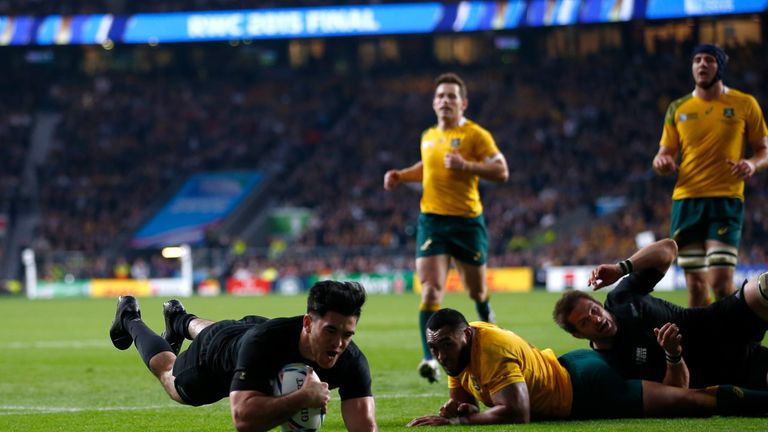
[109,296,140,350]
[418,358,441,384]
[161,299,187,355]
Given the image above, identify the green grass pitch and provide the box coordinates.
[0,291,765,431]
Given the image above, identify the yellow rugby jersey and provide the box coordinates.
[447,322,573,419]
[420,118,500,217]
[660,88,768,200]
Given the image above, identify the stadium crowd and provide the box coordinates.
[284,41,768,270]
[3,37,768,282]
[0,93,32,217]
[0,75,39,268]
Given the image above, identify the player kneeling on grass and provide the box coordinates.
[109,280,377,432]
[407,308,768,426]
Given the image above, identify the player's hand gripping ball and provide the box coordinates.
[272,363,325,431]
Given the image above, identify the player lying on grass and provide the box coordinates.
[553,238,768,389]
[109,280,377,432]
[408,308,768,426]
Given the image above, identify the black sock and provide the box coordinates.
[714,385,768,416]
[174,313,198,340]
[125,317,172,368]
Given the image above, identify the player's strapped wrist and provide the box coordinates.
[665,351,682,365]
[617,259,633,275]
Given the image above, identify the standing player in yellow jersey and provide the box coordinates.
[383,73,509,383]
[653,44,768,306]
[408,308,768,426]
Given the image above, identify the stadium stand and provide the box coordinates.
[0,4,766,287]
[0,72,41,277]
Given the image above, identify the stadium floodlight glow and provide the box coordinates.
[161,246,185,259]
[162,244,193,297]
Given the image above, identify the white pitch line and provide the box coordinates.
[0,405,182,415]
[0,340,108,349]
[375,392,443,399]
[0,393,443,415]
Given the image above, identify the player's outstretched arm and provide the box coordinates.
[341,396,378,432]
[624,238,678,276]
[409,382,530,426]
[467,382,530,424]
[590,239,678,291]
[230,371,329,432]
[589,264,624,290]
[407,387,479,427]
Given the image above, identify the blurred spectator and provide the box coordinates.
[130,257,150,280]
[113,257,129,279]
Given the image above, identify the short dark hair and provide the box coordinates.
[552,290,601,334]
[307,280,366,318]
[426,308,469,332]
[435,72,467,99]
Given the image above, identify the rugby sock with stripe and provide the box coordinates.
[710,385,768,416]
[125,318,173,368]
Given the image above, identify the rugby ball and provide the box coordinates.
[272,363,324,432]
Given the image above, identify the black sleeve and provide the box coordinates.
[607,268,665,305]
[338,348,372,400]
[230,328,274,395]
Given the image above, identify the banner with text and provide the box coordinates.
[2,0,710,46]
[646,0,768,19]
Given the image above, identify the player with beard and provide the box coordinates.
[653,44,768,307]
[408,308,768,426]
[108,281,377,432]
